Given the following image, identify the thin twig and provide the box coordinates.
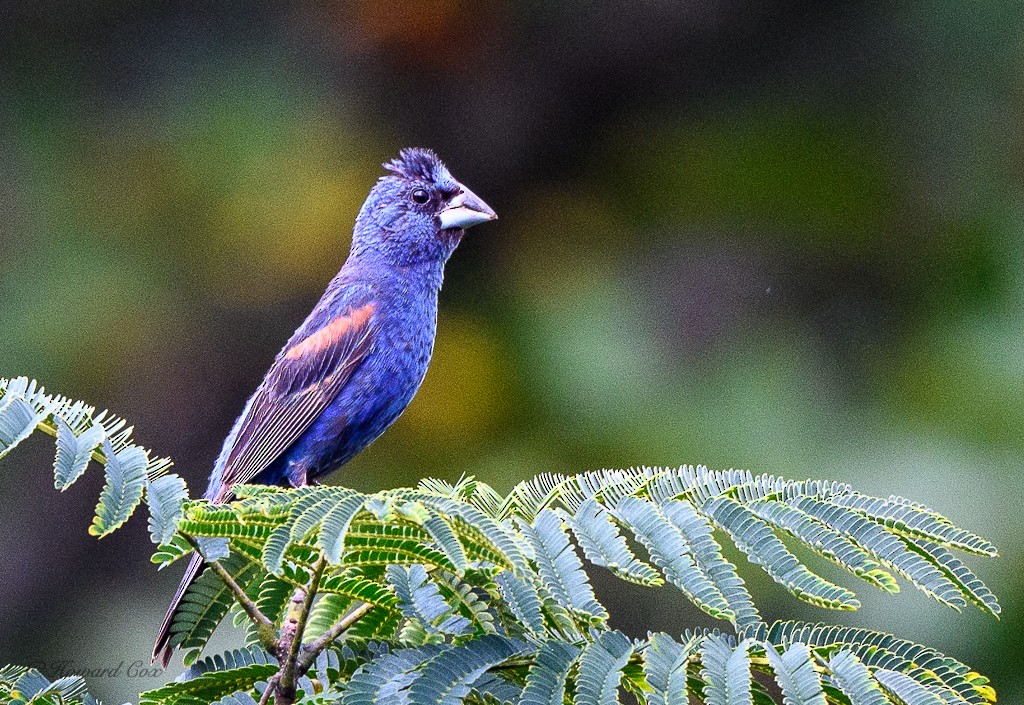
[182,533,278,651]
[257,675,279,705]
[296,601,375,672]
[276,557,326,703]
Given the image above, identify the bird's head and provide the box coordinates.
[352,148,497,267]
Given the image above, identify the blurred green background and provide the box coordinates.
[0,1,1021,702]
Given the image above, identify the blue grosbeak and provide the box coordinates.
[153,148,496,665]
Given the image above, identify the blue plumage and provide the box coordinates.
[154,148,496,665]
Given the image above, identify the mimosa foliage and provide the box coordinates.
[0,378,1000,705]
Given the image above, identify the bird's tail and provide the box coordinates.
[152,553,205,667]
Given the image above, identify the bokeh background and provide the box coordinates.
[1,1,1021,702]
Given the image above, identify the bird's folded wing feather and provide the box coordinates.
[216,302,376,494]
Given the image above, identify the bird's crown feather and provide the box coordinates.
[383,148,447,183]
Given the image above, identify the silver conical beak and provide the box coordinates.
[438,185,497,230]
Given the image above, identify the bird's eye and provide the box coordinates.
[411,189,430,205]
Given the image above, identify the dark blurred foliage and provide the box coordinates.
[0,1,1021,702]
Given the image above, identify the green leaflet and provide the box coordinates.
[319,494,370,564]
[178,646,277,680]
[748,498,899,594]
[563,499,661,586]
[765,643,826,705]
[648,467,767,506]
[305,594,353,642]
[244,574,293,643]
[704,496,860,610]
[497,472,566,522]
[433,571,497,635]
[344,607,402,644]
[562,468,658,514]
[828,493,997,557]
[388,564,471,637]
[342,544,456,572]
[660,499,763,633]
[170,554,262,664]
[768,622,982,705]
[343,644,450,705]
[261,490,337,574]
[700,636,752,705]
[643,632,698,705]
[413,493,528,574]
[420,509,470,575]
[89,437,149,537]
[791,497,968,609]
[53,419,104,490]
[874,669,949,705]
[406,635,526,705]
[493,570,545,635]
[152,534,194,568]
[574,631,634,705]
[520,641,580,705]
[904,539,1000,616]
[827,650,892,705]
[520,509,607,622]
[319,572,399,609]
[148,474,189,545]
[0,378,56,461]
[615,497,733,622]
[140,660,277,705]
[399,501,470,574]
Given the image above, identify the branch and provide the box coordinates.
[182,533,278,651]
[257,675,280,705]
[275,558,325,705]
[295,601,375,672]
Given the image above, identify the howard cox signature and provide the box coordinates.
[28,660,164,679]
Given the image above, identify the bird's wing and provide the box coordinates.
[215,302,376,495]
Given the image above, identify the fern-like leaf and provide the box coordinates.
[615,497,733,622]
[520,509,606,622]
[170,554,262,664]
[493,570,545,635]
[574,630,634,705]
[53,419,104,490]
[700,636,752,705]
[89,437,149,537]
[874,669,948,705]
[406,635,526,705]
[766,643,826,705]
[748,499,898,594]
[0,378,57,460]
[659,499,763,634]
[791,497,967,609]
[643,632,698,705]
[704,496,860,610]
[564,499,661,586]
[519,641,579,705]
[828,493,997,557]
[319,493,369,564]
[388,564,471,637]
[148,474,189,545]
[827,650,892,705]
[343,644,449,705]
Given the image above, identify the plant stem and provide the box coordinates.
[295,601,375,672]
[274,558,325,705]
[182,533,278,652]
[258,675,279,705]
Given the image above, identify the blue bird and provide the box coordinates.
[153,148,497,665]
